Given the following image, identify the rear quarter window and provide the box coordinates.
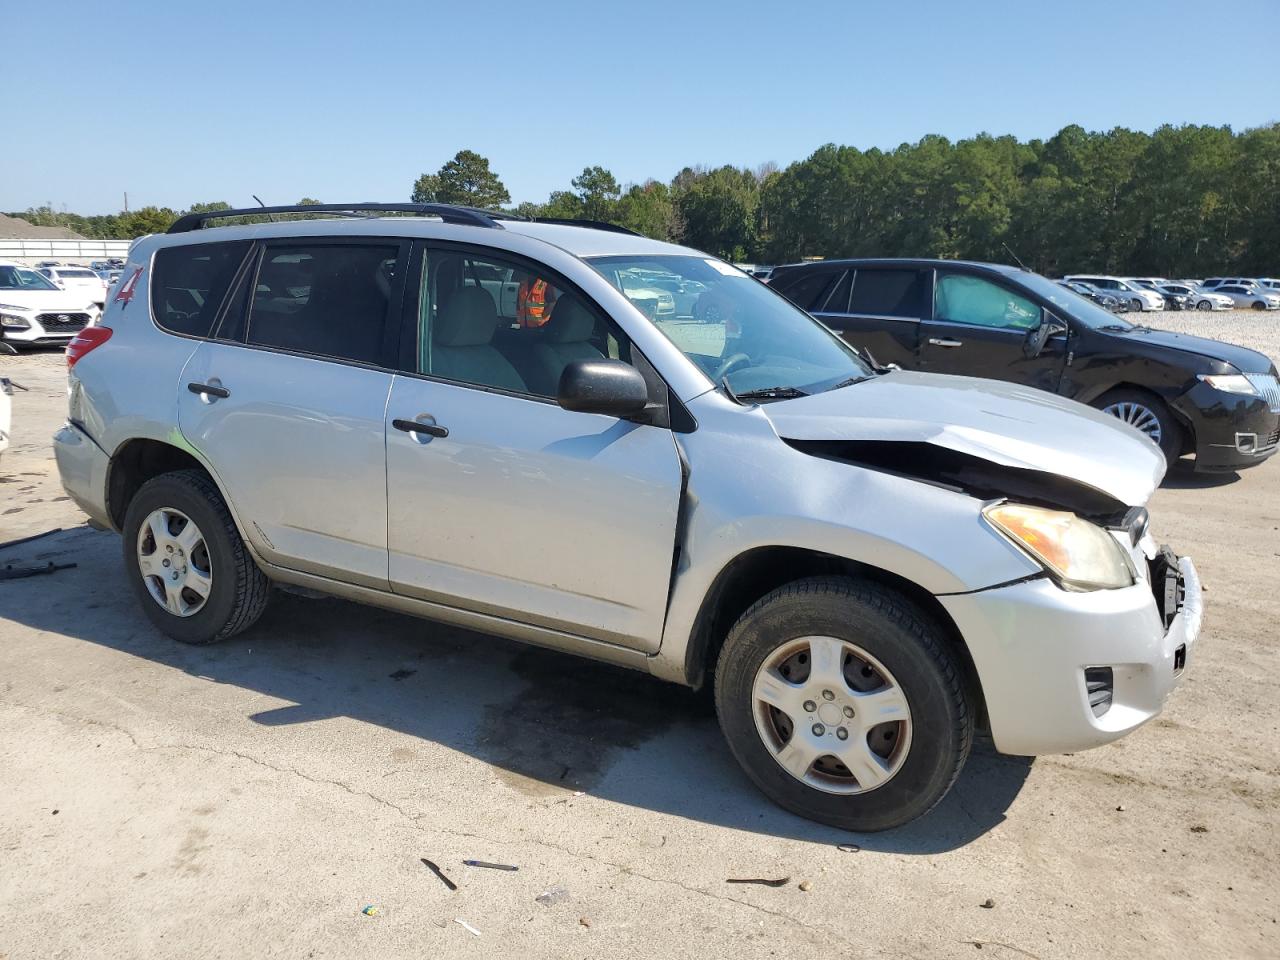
[773,269,840,311]
[150,241,251,338]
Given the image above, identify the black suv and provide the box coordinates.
[770,258,1280,471]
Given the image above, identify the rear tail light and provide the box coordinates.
[66,326,112,369]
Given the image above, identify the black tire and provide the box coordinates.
[1130,297,1144,312]
[122,469,270,644]
[1251,300,1266,311]
[714,577,972,831]
[1094,387,1183,462]
[1196,299,1212,311]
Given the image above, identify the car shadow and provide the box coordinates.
[1161,461,1240,489]
[0,526,1032,854]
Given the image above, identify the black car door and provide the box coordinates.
[814,267,927,368]
[917,269,1067,393]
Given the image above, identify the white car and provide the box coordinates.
[1063,275,1165,311]
[0,374,15,464]
[0,261,101,348]
[1159,283,1233,311]
[37,265,109,307]
[1213,284,1280,311]
[1256,277,1280,294]
[1202,277,1262,292]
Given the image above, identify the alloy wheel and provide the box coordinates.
[136,507,213,617]
[1103,400,1163,444]
[751,636,912,795]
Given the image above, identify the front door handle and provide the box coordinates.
[393,417,449,438]
[187,381,230,399]
[928,338,964,348]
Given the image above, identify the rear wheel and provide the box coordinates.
[1251,300,1266,311]
[714,577,972,831]
[1096,388,1182,462]
[122,469,270,644]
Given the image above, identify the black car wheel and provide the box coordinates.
[714,576,973,831]
[1129,297,1145,312]
[1251,301,1267,311]
[1196,299,1212,311]
[1096,388,1183,462]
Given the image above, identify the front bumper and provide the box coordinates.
[940,553,1202,756]
[1172,381,1280,471]
[53,421,113,529]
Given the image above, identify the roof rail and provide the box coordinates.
[167,202,510,234]
[531,218,641,236]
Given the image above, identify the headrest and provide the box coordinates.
[542,296,596,343]
[435,287,499,347]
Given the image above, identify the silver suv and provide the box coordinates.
[54,203,1202,830]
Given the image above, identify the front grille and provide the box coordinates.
[36,312,89,331]
[1245,373,1280,412]
[1084,667,1114,718]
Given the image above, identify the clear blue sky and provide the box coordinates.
[7,0,1278,215]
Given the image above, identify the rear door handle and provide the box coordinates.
[928,338,964,348]
[393,417,448,438]
[187,381,230,398]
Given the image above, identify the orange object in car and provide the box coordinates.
[517,277,557,328]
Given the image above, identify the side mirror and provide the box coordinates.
[557,359,651,418]
[1023,316,1068,359]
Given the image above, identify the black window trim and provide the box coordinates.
[389,238,685,430]
[209,235,411,374]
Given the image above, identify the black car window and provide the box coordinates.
[774,269,840,311]
[244,243,399,365]
[818,270,853,313]
[934,273,1040,330]
[150,241,251,338]
[848,268,923,317]
[1220,286,1242,293]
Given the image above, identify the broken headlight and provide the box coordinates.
[983,503,1134,591]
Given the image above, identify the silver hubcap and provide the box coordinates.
[1103,401,1163,444]
[751,636,912,795]
[136,507,213,617]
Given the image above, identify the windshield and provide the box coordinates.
[587,254,872,396]
[0,265,59,291]
[1021,272,1134,331]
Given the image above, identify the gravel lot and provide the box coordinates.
[2,313,1278,959]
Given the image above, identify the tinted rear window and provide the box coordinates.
[151,242,250,338]
[773,269,839,310]
[848,268,924,317]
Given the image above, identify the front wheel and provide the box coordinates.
[714,577,973,831]
[1251,301,1267,311]
[122,469,271,644]
[1096,388,1183,462]
[1130,297,1145,312]
[1196,299,1212,311]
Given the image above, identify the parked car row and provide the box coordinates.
[0,260,102,347]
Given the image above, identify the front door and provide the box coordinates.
[917,270,1067,394]
[384,243,684,651]
[178,238,407,588]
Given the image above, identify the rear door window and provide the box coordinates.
[242,242,402,365]
[150,241,251,338]
[847,268,925,318]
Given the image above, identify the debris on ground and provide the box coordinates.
[453,918,481,937]
[798,880,813,892]
[388,669,416,681]
[1190,825,1209,833]
[980,898,996,909]
[836,843,861,853]
[0,527,63,551]
[535,887,570,906]
[421,858,457,891]
[464,860,518,871]
[0,560,76,581]
[726,877,790,887]
[1116,805,1126,812]
[578,917,591,928]
[360,905,380,917]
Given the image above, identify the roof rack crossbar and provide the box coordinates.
[167,202,509,234]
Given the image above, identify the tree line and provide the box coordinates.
[12,124,1279,276]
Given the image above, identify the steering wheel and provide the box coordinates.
[713,352,751,381]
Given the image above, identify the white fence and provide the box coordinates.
[0,238,134,264]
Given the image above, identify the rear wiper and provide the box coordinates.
[733,385,809,402]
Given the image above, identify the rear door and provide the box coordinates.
[177,237,407,588]
[383,242,683,652]
[917,268,1067,392]
[814,266,927,368]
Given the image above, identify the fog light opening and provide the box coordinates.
[1173,644,1186,675]
[1235,432,1258,454]
[1084,666,1114,718]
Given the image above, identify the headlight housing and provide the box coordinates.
[1,313,31,330]
[1197,374,1259,396]
[983,503,1135,591]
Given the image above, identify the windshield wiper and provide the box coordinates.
[733,385,809,402]
[829,375,870,390]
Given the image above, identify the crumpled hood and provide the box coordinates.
[763,371,1166,507]
[0,289,98,312]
